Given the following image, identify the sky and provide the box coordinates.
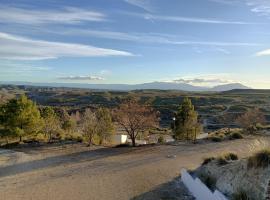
[0,0,270,88]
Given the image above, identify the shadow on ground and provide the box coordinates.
[0,146,140,178]
[131,177,194,200]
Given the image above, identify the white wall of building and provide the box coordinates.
[181,169,228,200]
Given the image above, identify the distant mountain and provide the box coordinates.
[210,83,250,91]
[0,81,250,92]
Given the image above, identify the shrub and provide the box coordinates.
[202,157,215,165]
[198,173,216,191]
[158,135,165,144]
[217,156,229,166]
[35,133,47,142]
[232,190,251,200]
[66,133,83,143]
[224,152,238,161]
[248,149,270,168]
[211,136,222,142]
[230,132,243,140]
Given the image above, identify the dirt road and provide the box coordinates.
[0,136,269,200]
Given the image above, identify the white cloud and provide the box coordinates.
[210,0,270,17]
[208,0,241,5]
[48,28,260,47]
[124,0,154,12]
[246,0,270,17]
[0,32,133,60]
[58,75,105,81]
[256,49,270,56]
[174,78,231,86]
[125,12,258,25]
[0,6,106,24]
[165,74,237,87]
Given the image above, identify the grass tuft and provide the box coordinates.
[248,149,270,168]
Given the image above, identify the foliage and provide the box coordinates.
[113,100,159,147]
[248,149,270,168]
[174,97,202,141]
[40,106,61,142]
[157,135,165,144]
[236,108,266,134]
[96,107,114,144]
[0,95,43,141]
[229,132,243,140]
[211,136,223,142]
[232,190,251,200]
[81,109,98,146]
[202,157,215,165]
[224,152,238,161]
[217,156,229,166]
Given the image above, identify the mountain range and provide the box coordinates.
[0,81,250,92]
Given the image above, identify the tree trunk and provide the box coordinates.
[49,132,52,143]
[19,136,22,142]
[88,136,92,147]
[131,136,136,147]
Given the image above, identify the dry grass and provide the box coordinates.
[248,149,270,168]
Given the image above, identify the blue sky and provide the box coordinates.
[1,0,270,88]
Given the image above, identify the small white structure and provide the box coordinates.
[196,133,209,140]
[181,169,228,200]
[112,134,127,145]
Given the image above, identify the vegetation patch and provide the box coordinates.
[198,173,217,192]
[211,136,223,142]
[248,149,270,168]
[202,157,215,165]
[232,190,252,200]
[229,132,244,140]
[224,152,238,161]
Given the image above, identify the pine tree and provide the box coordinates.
[1,95,43,142]
[174,97,201,141]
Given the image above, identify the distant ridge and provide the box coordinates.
[0,81,251,92]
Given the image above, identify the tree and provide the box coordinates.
[174,97,202,141]
[218,113,233,133]
[236,108,266,134]
[54,107,79,135]
[1,95,43,142]
[81,109,98,146]
[96,108,114,144]
[40,106,60,142]
[113,100,159,147]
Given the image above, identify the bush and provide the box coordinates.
[248,149,270,168]
[198,173,216,191]
[211,136,223,142]
[217,156,229,166]
[35,133,47,142]
[230,132,243,140]
[232,190,251,200]
[224,152,238,161]
[202,157,215,165]
[66,133,83,143]
[158,135,165,144]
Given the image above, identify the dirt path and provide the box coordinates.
[0,136,270,200]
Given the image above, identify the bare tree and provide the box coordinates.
[81,109,98,146]
[113,100,159,147]
[236,108,266,134]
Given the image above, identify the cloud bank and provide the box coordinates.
[256,49,270,56]
[0,6,106,24]
[58,75,105,81]
[0,32,133,60]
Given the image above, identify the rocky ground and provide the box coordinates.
[0,136,270,200]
